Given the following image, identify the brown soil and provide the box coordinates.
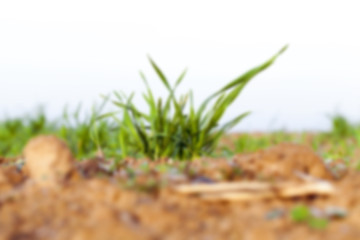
[0,136,359,240]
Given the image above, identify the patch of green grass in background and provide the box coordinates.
[0,108,56,158]
[0,99,120,160]
[57,98,120,160]
[223,113,360,165]
[318,114,358,163]
[329,114,355,139]
[232,131,297,154]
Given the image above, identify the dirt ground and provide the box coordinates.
[1,136,360,240]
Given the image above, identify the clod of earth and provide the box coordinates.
[23,135,76,187]
[233,143,335,181]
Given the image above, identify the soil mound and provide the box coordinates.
[234,143,334,181]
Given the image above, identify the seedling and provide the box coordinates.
[104,46,288,160]
[290,204,329,230]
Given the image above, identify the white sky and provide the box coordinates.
[1,0,360,131]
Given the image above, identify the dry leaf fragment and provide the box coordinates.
[174,180,335,202]
[174,181,271,194]
[277,181,335,198]
[201,191,275,202]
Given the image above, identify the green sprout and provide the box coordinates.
[290,204,328,230]
[104,46,287,161]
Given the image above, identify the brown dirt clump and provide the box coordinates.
[23,135,76,187]
[1,139,360,239]
[234,143,334,181]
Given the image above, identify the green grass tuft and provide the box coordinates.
[102,46,287,160]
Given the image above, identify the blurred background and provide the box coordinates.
[1,0,359,132]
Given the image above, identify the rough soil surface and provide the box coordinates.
[0,135,359,240]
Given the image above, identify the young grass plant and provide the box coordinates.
[106,46,287,161]
[329,114,355,139]
[290,204,329,230]
[58,97,119,160]
[0,100,116,160]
